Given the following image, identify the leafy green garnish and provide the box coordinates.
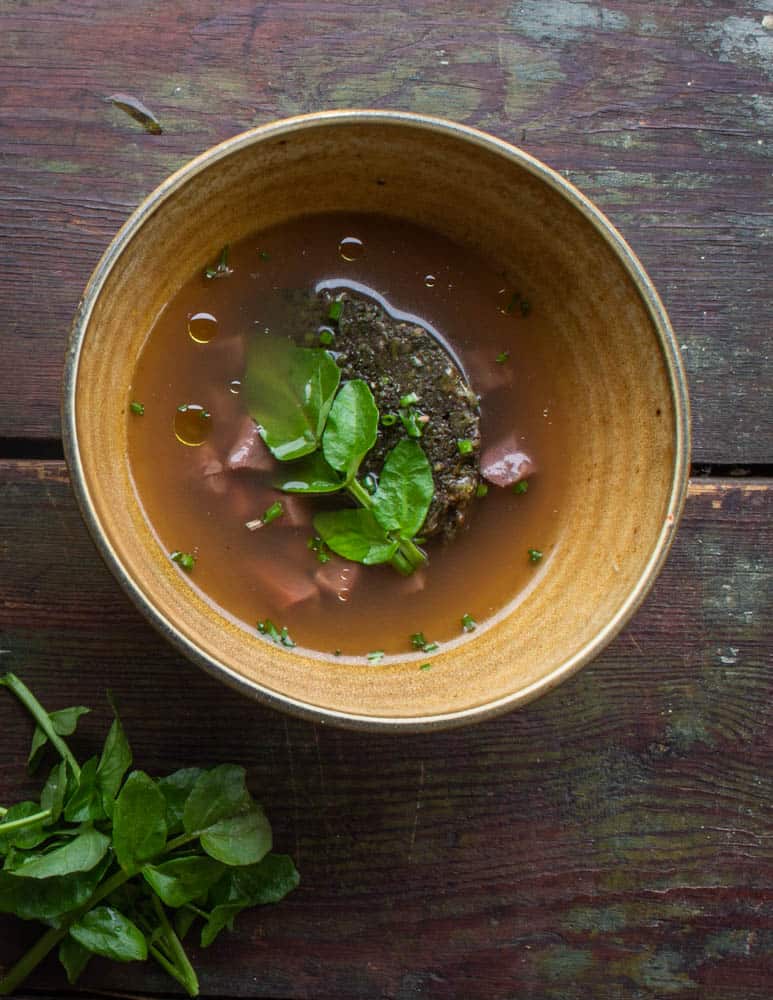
[513,480,529,495]
[475,483,488,498]
[170,551,195,572]
[461,613,477,633]
[528,548,543,563]
[505,290,530,316]
[243,331,341,462]
[129,401,145,416]
[322,379,379,483]
[410,633,439,654]
[496,351,510,364]
[314,509,398,566]
[381,412,398,427]
[307,536,331,564]
[367,651,385,663]
[0,674,298,998]
[419,663,431,671]
[260,501,284,526]
[328,300,343,322]
[204,245,232,280]
[371,439,434,541]
[319,329,334,346]
[256,620,295,648]
[457,438,473,456]
[399,405,423,438]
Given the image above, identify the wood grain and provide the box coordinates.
[1,0,771,462]
[0,463,770,999]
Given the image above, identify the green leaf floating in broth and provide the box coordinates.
[322,379,379,483]
[313,508,398,566]
[275,450,342,493]
[372,439,434,541]
[243,330,341,462]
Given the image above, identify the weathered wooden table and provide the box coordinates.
[1,2,771,997]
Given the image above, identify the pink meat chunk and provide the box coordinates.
[315,559,362,602]
[226,415,274,473]
[396,568,427,595]
[481,434,535,487]
[253,558,319,612]
[190,443,228,496]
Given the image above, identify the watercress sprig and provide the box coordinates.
[0,674,298,998]
[243,332,433,575]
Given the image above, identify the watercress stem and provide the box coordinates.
[0,673,81,780]
[0,808,50,835]
[150,894,200,997]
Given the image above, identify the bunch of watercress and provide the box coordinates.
[243,330,433,576]
[0,674,298,997]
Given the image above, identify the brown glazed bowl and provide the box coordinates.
[63,111,690,731]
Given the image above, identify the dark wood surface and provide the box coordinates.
[1,2,772,998]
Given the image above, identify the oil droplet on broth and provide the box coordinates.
[338,236,364,262]
[424,274,436,288]
[228,379,241,395]
[174,404,211,446]
[187,312,218,343]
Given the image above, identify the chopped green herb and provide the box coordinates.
[257,619,295,647]
[129,401,145,416]
[328,300,343,322]
[333,649,342,656]
[367,651,384,663]
[410,633,439,653]
[204,245,232,280]
[399,392,419,408]
[363,473,378,495]
[200,410,211,422]
[170,551,195,572]
[262,501,284,525]
[319,329,334,346]
[381,412,398,427]
[513,480,529,495]
[505,290,530,316]
[399,407,423,438]
[307,536,331,564]
[258,250,271,261]
[457,438,473,456]
[528,548,543,563]
[496,351,510,364]
[476,483,489,498]
[419,663,431,671]
[461,613,477,633]
[423,642,440,654]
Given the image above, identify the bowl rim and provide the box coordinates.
[62,109,691,732]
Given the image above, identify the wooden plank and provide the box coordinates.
[0,462,770,998]
[0,0,771,462]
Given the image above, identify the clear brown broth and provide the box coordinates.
[128,213,568,658]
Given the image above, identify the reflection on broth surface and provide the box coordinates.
[128,213,568,658]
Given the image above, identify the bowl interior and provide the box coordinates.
[68,114,687,728]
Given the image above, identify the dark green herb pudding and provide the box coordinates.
[128,213,567,657]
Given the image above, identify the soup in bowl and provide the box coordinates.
[63,111,690,730]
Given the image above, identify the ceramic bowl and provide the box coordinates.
[63,111,690,731]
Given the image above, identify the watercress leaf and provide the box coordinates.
[322,379,379,482]
[157,767,205,836]
[96,708,132,815]
[243,331,341,461]
[59,935,92,985]
[183,764,250,835]
[142,856,225,908]
[28,705,90,772]
[41,760,69,825]
[200,806,272,867]
[113,770,167,873]
[5,826,109,879]
[64,756,105,823]
[313,508,398,565]
[0,801,49,853]
[0,854,111,920]
[175,906,197,941]
[372,439,434,539]
[275,450,343,493]
[69,906,148,962]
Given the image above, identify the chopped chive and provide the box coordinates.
[399,392,419,408]
[513,480,529,494]
[419,663,431,671]
[328,300,343,322]
[257,619,295,647]
[400,407,423,438]
[258,250,271,260]
[308,535,331,564]
[319,329,334,346]
[410,632,427,649]
[333,648,342,656]
[363,473,378,495]
[204,245,232,280]
[129,400,145,416]
[476,483,489,498]
[170,550,195,572]
[200,409,211,421]
[461,613,477,633]
[367,650,384,663]
[381,412,398,427]
[457,438,473,456]
[262,500,284,525]
[177,404,188,413]
[496,351,510,364]
[423,641,440,654]
[528,548,543,563]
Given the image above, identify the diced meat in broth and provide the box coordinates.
[480,433,535,487]
[227,415,274,473]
